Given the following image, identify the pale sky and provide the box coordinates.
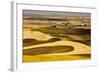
[23,10,91,17]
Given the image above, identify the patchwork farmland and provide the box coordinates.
[23,10,91,62]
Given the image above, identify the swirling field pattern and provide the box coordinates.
[22,10,91,62]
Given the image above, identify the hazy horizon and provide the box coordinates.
[23,10,91,17]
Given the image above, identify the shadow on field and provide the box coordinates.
[23,38,61,46]
[68,54,91,59]
[23,46,74,55]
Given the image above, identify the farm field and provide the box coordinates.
[22,10,91,62]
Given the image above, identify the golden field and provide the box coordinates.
[22,10,91,62]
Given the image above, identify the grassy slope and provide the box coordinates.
[23,46,74,55]
[23,38,61,46]
[23,27,91,62]
[25,27,91,46]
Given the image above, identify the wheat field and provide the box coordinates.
[22,10,91,62]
